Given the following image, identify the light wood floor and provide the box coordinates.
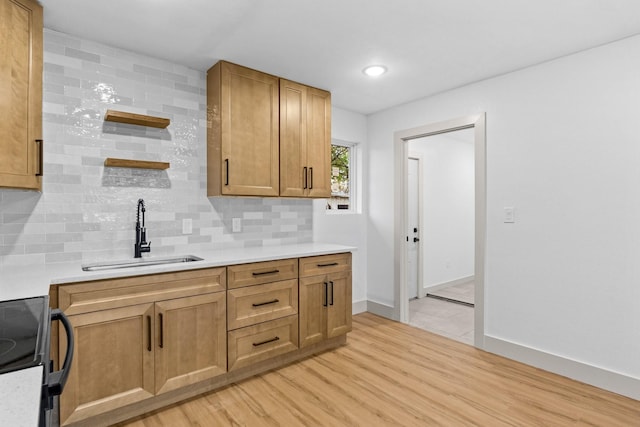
[116,313,640,426]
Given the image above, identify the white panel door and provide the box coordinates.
[407,157,420,300]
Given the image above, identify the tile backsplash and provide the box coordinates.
[0,29,312,268]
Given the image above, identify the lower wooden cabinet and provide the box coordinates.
[52,253,352,426]
[299,254,352,348]
[226,259,300,371]
[55,268,227,426]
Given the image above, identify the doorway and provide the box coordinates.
[407,129,475,344]
[394,114,486,349]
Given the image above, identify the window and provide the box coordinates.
[327,140,357,212]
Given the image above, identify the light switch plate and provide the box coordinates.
[504,207,515,223]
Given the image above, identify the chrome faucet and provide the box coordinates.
[134,199,151,258]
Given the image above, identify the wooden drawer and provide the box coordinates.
[57,267,226,315]
[227,258,298,289]
[227,315,298,371]
[299,253,351,278]
[227,279,298,330]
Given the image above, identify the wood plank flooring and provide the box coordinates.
[116,313,640,426]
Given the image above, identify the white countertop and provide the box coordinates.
[0,242,355,302]
[0,366,43,427]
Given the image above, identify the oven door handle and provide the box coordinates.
[48,309,74,397]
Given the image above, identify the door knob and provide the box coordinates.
[413,237,420,242]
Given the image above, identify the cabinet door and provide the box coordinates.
[299,275,327,348]
[0,0,42,190]
[326,270,352,338]
[279,79,307,197]
[280,80,331,198]
[59,304,155,426]
[154,292,226,394]
[305,87,331,198]
[218,61,279,196]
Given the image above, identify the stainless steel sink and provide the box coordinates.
[82,255,203,272]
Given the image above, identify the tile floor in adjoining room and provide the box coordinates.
[409,281,475,345]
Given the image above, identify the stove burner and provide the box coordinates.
[0,338,17,358]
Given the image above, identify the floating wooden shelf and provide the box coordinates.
[104,109,170,128]
[104,158,170,170]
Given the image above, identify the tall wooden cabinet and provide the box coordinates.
[207,61,280,196]
[0,0,43,190]
[279,79,331,198]
[207,61,331,198]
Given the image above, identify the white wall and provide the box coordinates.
[409,130,474,289]
[366,35,640,397]
[313,107,368,313]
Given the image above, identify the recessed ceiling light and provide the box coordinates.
[363,65,387,77]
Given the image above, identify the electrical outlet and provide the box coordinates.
[182,218,192,234]
[232,218,242,233]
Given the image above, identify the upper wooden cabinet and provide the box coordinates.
[207,61,280,196]
[0,0,43,191]
[207,61,331,198]
[280,79,331,198]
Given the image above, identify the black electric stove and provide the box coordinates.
[0,296,48,375]
[0,296,74,427]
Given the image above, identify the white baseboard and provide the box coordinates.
[423,275,474,296]
[365,300,396,320]
[484,335,640,401]
[352,300,367,314]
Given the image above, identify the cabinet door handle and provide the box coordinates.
[146,315,152,352]
[252,269,280,276]
[224,159,229,185]
[35,139,43,177]
[317,262,338,268]
[252,299,279,307]
[329,281,334,306]
[303,167,308,189]
[309,167,313,189]
[252,336,279,347]
[323,282,328,307]
[158,313,164,349]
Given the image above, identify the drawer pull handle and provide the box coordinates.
[317,262,339,267]
[252,299,279,307]
[252,269,280,276]
[253,336,280,347]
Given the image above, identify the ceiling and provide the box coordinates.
[41,0,640,115]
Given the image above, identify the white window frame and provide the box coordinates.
[326,139,358,214]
